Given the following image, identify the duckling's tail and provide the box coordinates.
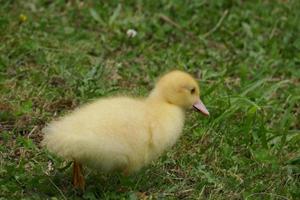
[41,125,71,158]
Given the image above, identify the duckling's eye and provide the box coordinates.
[190,88,196,94]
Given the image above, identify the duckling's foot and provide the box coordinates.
[72,161,85,190]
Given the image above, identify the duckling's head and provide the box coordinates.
[149,70,209,116]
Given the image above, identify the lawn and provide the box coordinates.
[0,0,299,199]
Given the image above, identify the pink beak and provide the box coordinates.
[193,99,209,116]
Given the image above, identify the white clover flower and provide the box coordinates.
[126,29,137,38]
[45,160,54,175]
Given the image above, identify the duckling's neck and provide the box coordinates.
[148,88,162,100]
[146,89,185,117]
[147,89,170,104]
[147,89,185,113]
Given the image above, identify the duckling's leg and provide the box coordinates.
[72,160,85,190]
[122,168,129,176]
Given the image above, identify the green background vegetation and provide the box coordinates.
[0,0,299,199]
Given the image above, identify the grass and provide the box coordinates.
[0,0,299,199]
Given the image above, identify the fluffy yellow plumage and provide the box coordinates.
[42,70,209,189]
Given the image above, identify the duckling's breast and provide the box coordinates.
[144,103,185,163]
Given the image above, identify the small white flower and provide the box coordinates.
[126,29,137,38]
[45,160,54,175]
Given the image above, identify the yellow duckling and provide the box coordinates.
[42,70,209,189]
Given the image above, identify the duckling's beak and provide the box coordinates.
[193,99,209,116]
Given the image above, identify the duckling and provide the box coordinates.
[42,70,209,190]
